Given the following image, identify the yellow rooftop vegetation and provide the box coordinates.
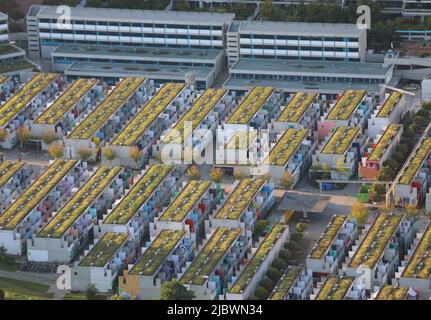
[401,223,431,280]
[268,128,309,166]
[376,92,402,118]
[321,126,359,155]
[368,124,402,162]
[326,90,366,121]
[316,276,354,300]
[225,130,258,150]
[309,215,347,260]
[399,138,431,185]
[0,160,25,190]
[376,285,409,300]
[277,92,317,122]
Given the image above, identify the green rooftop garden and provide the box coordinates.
[68,77,145,140]
[0,160,78,231]
[399,138,431,185]
[129,229,185,276]
[214,178,265,220]
[227,87,274,125]
[309,215,346,260]
[158,180,211,223]
[229,224,286,294]
[0,73,58,127]
[0,160,25,190]
[112,83,185,146]
[315,275,354,300]
[368,124,402,162]
[0,75,8,85]
[163,88,226,144]
[38,166,122,238]
[376,285,409,300]
[321,126,359,155]
[225,130,258,150]
[79,232,128,267]
[277,92,317,123]
[402,223,431,280]
[103,164,173,225]
[376,92,402,118]
[269,265,302,300]
[269,128,309,166]
[349,213,402,269]
[34,78,98,125]
[0,59,35,74]
[326,90,366,121]
[0,44,20,55]
[181,227,241,286]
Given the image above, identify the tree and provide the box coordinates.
[17,127,31,151]
[254,220,269,237]
[266,267,281,281]
[260,278,274,292]
[209,167,224,183]
[76,147,93,162]
[0,128,7,144]
[279,249,293,262]
[271,258,286,272]
[335,157,349,179]
[279,171,294,190]
[350,202,369,226]
[254,286,269,300]
[128,146,142,168]
[233,170,245,180]
[160,280,195,300]
[186,165,200,180]
[41,130,57,146]
[295,222,308,233]
[405,203,419,220]
[47,142,64,159]
[0,246,6,262]
[103,147,117,167]
[86,283,98,300]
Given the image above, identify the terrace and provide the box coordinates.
[129,229,185,277]
[276,92,318,123]
[0,73,58,127]
[368,124,402,162]
[33,78,98,125]
[268,129,309,166]
[103,164,173,225]
[111,83,185,146]
[309,215,347,260]
[376,92,402,118]
[214,178,265,220]
[326,90,366,121]
[0,160,78,231]
[269,266,302,300]
[399,138,431,185]
[229,224,286,294]
[376,285,409,300]
[315,276,354,300]
[401,223,431,279]
[321,127,360,155]
[37,166,122,238]
[162,88,227,144]
[349,213,403,269]
[67,77,145,140]
[226,87,274,125]
[180,227,242,286]
[0,161,25,190]
[158,180,211,223]
[79,232,128,268]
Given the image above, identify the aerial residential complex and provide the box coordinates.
[0,0,431,304]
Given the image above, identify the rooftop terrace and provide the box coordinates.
[315,276,354,300]
[368,124,402,162]
[376,92,402,118]
[376,285,409,300]
[269,266,302,300]
[268,128,309,166]
[321,126,359,155]
[399,138,431,185]
[0,160,25,190]
[276,92,317,123]
[326,90,366,121]
[401,223,431,280]
[309,215,347,260]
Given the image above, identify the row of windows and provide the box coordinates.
[232,73,384,84]
[54,57,214,67]
[240,54,360,62]
[240,34,358,42]
[39,19,222,30]
[240,45,358,52]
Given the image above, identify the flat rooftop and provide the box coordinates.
[35,5,235,24]
[53,44,223,62]
[315,276,354,300]
[239,21,362,37]
[230,59,389,77]
[65,62,213,80]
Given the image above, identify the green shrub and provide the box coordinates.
[266,267,282,281]
[254,286,269,300]
[260,278,275,292]
[290,232,303,241]
[279,249,293,261]
[272,258,287,271]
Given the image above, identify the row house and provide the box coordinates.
[310,275,366,300]
[269,266,313,300]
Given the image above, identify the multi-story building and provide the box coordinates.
[310,275,366,300]
[0,160,82,255]
[394,138,431,207]
[119,229,194,300]
[27,166,124,262]
[71,232,136,293]
[26,5,234,59]
[268,266,313,300]
[375,284,416,300]
[345,213,413,291]
[359,124,403,180]
[180,227,248,300]
[208,178,274,233]
[312,126,363,180]
[98,164,180,242]
[225,224,289,300]
[0,12,8,44]
[306,215,356,277]
[368,91,407,139]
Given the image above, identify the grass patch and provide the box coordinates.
[63,292,108,300]
[0,259,19,272]
[0,276,53,300]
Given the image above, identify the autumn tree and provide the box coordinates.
[76,147,93,162]
[17,127,31,151]
[103,147,117,167]
[47,142,64,159]
[41,130,57,146]
[350,202,369,226]
[279,171,294,190]
[209,167,224,183]
[128,146,142,168]
[186,165,201,180]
